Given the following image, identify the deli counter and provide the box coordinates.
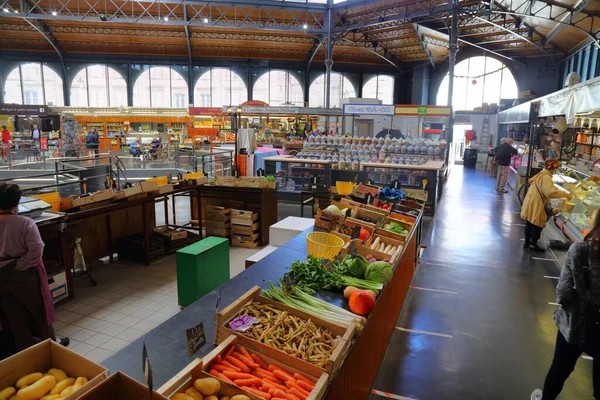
[552,162,600,242]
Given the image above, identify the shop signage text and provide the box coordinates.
[343,104,395,115]
[0,104,48,116]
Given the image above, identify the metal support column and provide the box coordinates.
[184,6,194,106]
[324,1,334,109]
[446,0,459,167]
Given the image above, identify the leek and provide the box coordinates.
[262,283,365,328]
[339,276,383,294]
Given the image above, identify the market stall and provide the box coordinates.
[102,203,422,400]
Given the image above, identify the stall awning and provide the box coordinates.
[538,76,600,123]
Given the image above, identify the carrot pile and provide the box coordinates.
[208,344,317,400]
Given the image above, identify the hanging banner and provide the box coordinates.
[343,104,395,115]
[538,77,600,123]
[189,107,224,116]
[0,104,48,116]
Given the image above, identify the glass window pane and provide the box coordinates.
[309,74,326,107]
[4,66,23,104]
[194,69,212,107]
[150,67,171,107]
[43,65,64,106]
[288,73,304,106]
[108,68,127,107]
[269,71,287,106]
[362,75,394,104]
[465,57,485,111]
[253,72,270,104]
[211,68,232,107]
[86,65,109,107]
[20,63,43,105]
[230,70,248,106]
[70,67,89,107]
[171,68,188,107]
[194,68,247,107]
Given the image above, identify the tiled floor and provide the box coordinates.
[54,246,261,363]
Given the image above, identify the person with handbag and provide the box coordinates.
[521,159,572,252]
[531,211,600,400]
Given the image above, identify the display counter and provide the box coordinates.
[263,155,332,203]
[103,219,419,400]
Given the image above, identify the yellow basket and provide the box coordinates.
[336,181,355,196]
[306,232,345,260]
[147,176,168,186]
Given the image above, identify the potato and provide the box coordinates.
[15,375,55,400]
[0,387,15,400]
[40,395,62,400]
[59,385,74,397]
[72,377,88,392]
[16,373,43,389]
[47,369,69,383]
[50,378,75,395]
[230,396,251,400]
[220,397,230,400]
[193,378,220,396]
[184,388,204,400]
[204,396,218,400]
[171,394,194,400]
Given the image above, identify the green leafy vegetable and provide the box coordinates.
[337,254,369,279]
[365,261,393,284]
[383,221,408,235]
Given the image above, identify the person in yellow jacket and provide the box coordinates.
[521,160,572,252]
[521,160,573,251]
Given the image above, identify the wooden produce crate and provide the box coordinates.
[231,234,260,248]
[231,209,258,227]
[341,239,393,263]
[231,222,259,236]
[140,180,159,193]
[330,218,375,243]
[157,184,174,194]
[0,339,108,400]
[348,208,387,227]
[364,234,403,263]
[215,176,237,187]
[160,335,330,400]
[78,372,167,400]
[205,206,232,222]
[237,177,262,188]
[157,358,262,400]
[153,225,188,240]
[389,211,416,225]
[215,286,356,376]
[314,208,345,230]
[376,217,413,242]
[123,184,143,198]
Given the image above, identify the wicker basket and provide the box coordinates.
[306,232,345,260]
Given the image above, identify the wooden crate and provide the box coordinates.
[231,209,259,226]
[389,211,416,225]
[231,222,259,236]
[160,335,329,400]
[364,234,403,263]
[157,358,262,400]
[215,176,237,187]
[204,220,231,229]
[215,286,356,376]
[330,218,375,243]
[205,206,232,222]
[314,208,345,230]
[340,239,393,264]
[231,236,260,248]
[205,227,231,238]
[153,225,188,240]
[349,208,387,227]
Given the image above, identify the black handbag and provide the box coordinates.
[534,180,555,220]
[580,245,600,357]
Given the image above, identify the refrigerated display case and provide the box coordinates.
[552,164,600,242]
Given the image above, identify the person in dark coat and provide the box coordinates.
[494,137,518,193]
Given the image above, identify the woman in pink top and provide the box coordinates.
[0,183,59,357]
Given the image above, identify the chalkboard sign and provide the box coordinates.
[186,321,207,356]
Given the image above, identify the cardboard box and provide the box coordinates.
[231,222,259,236]
[123,185,143,197]
[48,271,68,303]
[140,180,159,193]
[78,372,167,400]
[0,339,108,400]
[157,184,174,194]
[91,188,114,202]
[153,225,188,240]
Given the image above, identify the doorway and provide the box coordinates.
[452,124,473,165]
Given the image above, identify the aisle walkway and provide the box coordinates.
[369,167,593,400]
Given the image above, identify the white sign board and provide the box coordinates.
[343,104,395,116]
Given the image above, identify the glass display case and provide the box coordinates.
[552,164,600,241]
[263,155,331,202]
[361,162,442,216]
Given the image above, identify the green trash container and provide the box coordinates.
[176,236,230,307]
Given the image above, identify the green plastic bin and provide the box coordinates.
[176,236,230,307]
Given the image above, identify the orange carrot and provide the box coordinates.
[267,364,278,373]
[255,372,279,383]
[273,389,300,400]
[290,388,308,400]
[234,378,262,387]
[268,389,276,397]
[242,386,272,400]
[293,372,316,385]
[215,354,222,363]
[222,370,255,380]
[261,380,288,392]
[286,381,310,397]
[212,364,235,373]
[272,398,289,400]
[232,352,259,369]
[296,381,314,392]
[273,369,295,383]
[225,345,235,358]
[209,369,233,384]
[251,353,268,369]
[226,355,251,373]
[222,360,242,372]
[239,345,251,359]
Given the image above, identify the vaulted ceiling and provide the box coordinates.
[0,0,598,67]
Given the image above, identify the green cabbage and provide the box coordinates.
[338,254,369,279]
[365,261,393,284]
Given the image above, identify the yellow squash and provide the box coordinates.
[15,376,55,400]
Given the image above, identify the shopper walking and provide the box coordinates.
[531,211,600,400]
[494,137,518,193]
[85,129,99,158]
[521,160,571,251]
[1,126,9,162]
[0,183,63,359]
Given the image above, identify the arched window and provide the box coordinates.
[133,66,188,108]
[362,75,394,104]
[194,68,247,107]
[3,62,64,106]
[70,65,127,107]
[436,56,518,111]
[253,70,304,106]
[309,73,356,108]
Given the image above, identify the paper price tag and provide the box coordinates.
[185,322,207,356]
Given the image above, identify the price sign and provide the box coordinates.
[185,322,206,356]
[418,106,427,115]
